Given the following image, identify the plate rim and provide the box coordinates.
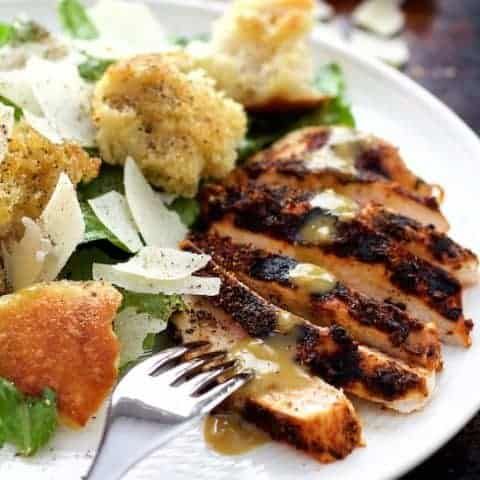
[1,0,479,478]
[153,1,480,476]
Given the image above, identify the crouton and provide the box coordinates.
[0,281,121,427]
[92,52,247,197]
[188,0,325,111]
[0,122,100,239]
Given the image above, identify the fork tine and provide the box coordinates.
[185,360,238,394]
[194,371,254,415]
[132,341,209,376]
[158,351,226,385]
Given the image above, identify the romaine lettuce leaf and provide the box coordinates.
[0,95,23,121]
[120,289,184,319]
[168,197,200,228]
[58,0,99,40]
[0,19,49,47]
[78,55,115,82]
[0,23,14,47]
[238,62,355,161]
[78,165,130,249]
[0,378,57,456]
[78,164,125,201]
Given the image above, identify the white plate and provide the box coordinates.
[1,1,479,479]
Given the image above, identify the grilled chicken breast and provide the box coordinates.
[0,281,121,427]
[234,126,448,231]
[174,303,363,462]
[200,183,473,346]
[177,244,436,413]
[357,204,478,285]
[189,233,442,370]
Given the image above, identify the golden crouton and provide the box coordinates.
[0,122,100,239]
[189,0,326,111]
[92,52,247,197]
[0,281,121,427]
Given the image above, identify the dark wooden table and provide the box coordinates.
[329,1,480,478]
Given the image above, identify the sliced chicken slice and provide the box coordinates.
[175,246,436,413]
[357,204,478,285]
[173,303,363,462]
[234,126,448,231]
[200,183,473,346]
[189,233,442,370]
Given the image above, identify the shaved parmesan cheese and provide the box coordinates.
[114,246,210,280]
[157,192,177,205]
[26,57,96,146]
[350,28,410,67]
[0,69,43,115]
[2,217,52,290]
[93,263,221,296]
[124,157,187,248]
[23,110,63,144]
[38,173,85,281]
[75,0,168,59]
[353,0,405,37]
[0,104,14,163]
[88,191,143,253]
[313,20,345,47]
[314,1,334,22]
[115,307,167,366]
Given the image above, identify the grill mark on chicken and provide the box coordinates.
[195,262,278,339]
[200,183,472,346]
[189,233,441,369]
[235,126,448,230]
[297,324,423,401]
[181,241,435,408]
[240,394,362,461]
[200,182,464,322]
[328,220,464,321]
[361,206,478,283]
[244,126,437,197]
[242,158,440,212]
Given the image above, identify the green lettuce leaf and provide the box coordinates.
[0,378,57,456]
[77,165,130,250]
[78,55,115,82]
[170,33,209,46]
[0,95,23,121]
[78,164,124,201]
[121,289,184,318]
[80,201,129,251]
[58,0,99,40]
[60,244,121,281]
[0,19,48,47]
[0,23,14,47]
[168,197,200,228]
[238,62,355,161]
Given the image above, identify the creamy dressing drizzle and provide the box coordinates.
[204,333,312,456]
[305,127,366,175]
[288,262,337,295]
[298,189,359,245]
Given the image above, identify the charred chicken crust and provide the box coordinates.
[232,126,449,230]
[359,205,478,283]
[244,126,438,200]
[181,241,435,403]
[189,233,442,370]
[199,183,467,326]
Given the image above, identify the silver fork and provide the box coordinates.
[86,341,252,480]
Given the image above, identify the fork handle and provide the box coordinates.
[86,411,199,480]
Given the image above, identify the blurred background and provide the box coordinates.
[316,2,480,478]
[314,1,480,132]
